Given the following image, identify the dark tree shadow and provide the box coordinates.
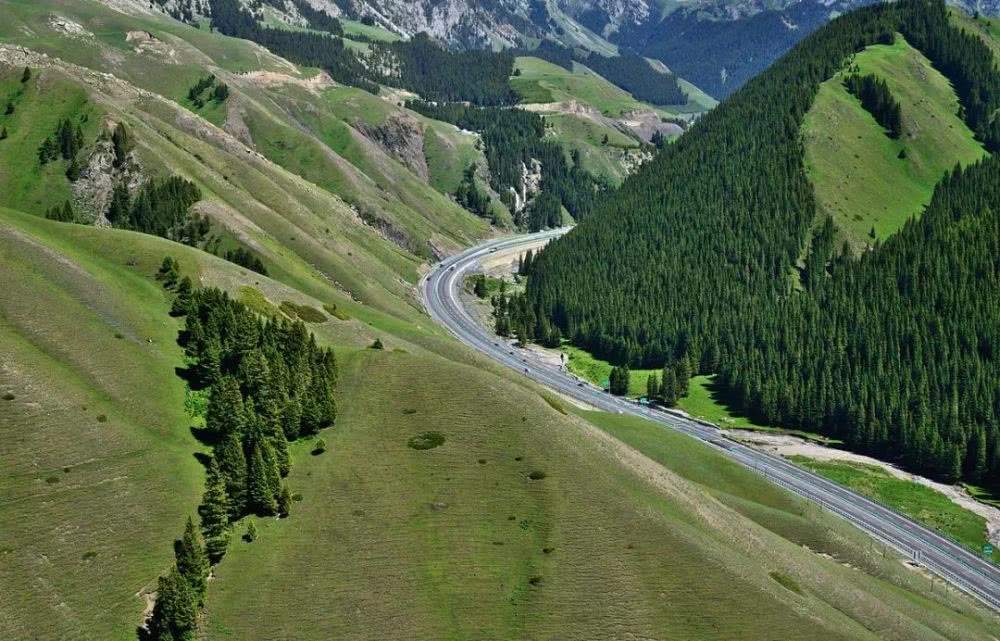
[190,425,218,446]
[192,451,213,468]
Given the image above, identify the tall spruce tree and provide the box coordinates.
[205,376,246,437]
[173,517,209,604]
[199,458,230,563]
[148,567,197,641]
[214,433,248,518]
[247,441,278,515]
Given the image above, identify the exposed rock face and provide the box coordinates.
[335,0,544,48]
[355,113,429,181]
[48,15,94,38]
[71,135,144,224]
[618,147,652,176]
[508,158,542,213]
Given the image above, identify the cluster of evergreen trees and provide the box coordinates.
[107,176,207,244]
[517,0,1000,486]
[608,365,629,395]
[146,261,338,638]
[454,165,493,220]
[370,33,518,105]
[223,246,268,275]
[578,51,687,106]
[407,100,603,229]
[38,118,83,165]
[174,282,337,519]
[209,0,380,94]
[186,74,228,108]
[289,0,344,35]
[639,357,693,406]
[146,518,207,640]
[843,73,902,138]
[717,158,1000,484]
[38,116,87,180]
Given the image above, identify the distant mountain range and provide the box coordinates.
[326,0,999,97]
[143,0,998,98]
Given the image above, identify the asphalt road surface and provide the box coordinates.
[420,228,1000,612]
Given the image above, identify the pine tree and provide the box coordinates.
[214,433,248,518]
[212,83,229,102]
[244,520,257,542]
[269,417,291,477]
[282,396,303,441]
[205,377,246,437]
[171,276,194,317]
[660,367,677,406]
[247,441,278,515]
[173,517,208,604]
[969,427,988,483]
[65,157,82,181]
[148,567,197,641]
[111,122,132,167]
[38,137,56,164]
[199,458,230,563]
[107,183,131,227]
[646,373,660,400]
[673,357,691,398]
[609,365,630,396]
[276,484,292,517]
[474,275,488,298]
[196,337,223,388]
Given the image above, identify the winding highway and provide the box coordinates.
[421,228,1000,612]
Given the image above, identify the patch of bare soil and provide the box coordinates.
[126,30,178,62]
[240,70,335,95]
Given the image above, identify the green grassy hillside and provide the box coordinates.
[0,71,101,214]
[793,457,1000,563]
[544,113,643,185]
[1,3,999,640]
[0,0,489,257]
[202,351,999,640]
[802,34,986,247]
[0,210,205,640]
[950,9,1000,57]
[514,56,652,115]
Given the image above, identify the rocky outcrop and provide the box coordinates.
[71,134,144,224]
[508,158,542,213]
[125,30,178,62]
[355,113,428,181]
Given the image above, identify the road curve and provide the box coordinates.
[420,229,1000,612]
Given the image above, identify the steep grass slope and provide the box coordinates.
[0,211,204,640]
[203,350,999,641]
[802,34,986,247]
[0,0,489,257]
[1,3,999,640]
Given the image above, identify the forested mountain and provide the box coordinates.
[519,0,1000,486]
[4,1,1000,639]
[137,0,1000,101]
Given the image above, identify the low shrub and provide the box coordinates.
[408,431,445,450]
